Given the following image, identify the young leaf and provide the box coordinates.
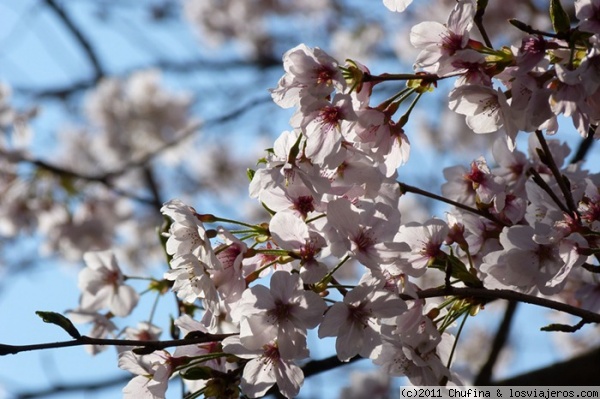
[550,0,570,35]
[35,311,81,339]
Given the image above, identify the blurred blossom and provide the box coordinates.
[184,0,332,58]
[331,24,384,62]
[338,370,391,399]
[85,69,193,165]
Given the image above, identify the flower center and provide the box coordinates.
[353,228,375,252]
[294,195,315,218]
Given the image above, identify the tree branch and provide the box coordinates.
[493,345,600,385]
[266,355,362,398]
[14,374,131,399]
[413,287,600,324]
[5,285,598,356]
[398,182,508,226]
[570,124,597,165]
[0,333,233,356]
[43,0,104,83]
[474,301,518,385]
[535,130,577,214]
[16,58,279,99]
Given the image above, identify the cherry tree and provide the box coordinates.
[1,0,600,398]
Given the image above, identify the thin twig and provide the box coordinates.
[528,167,570,214]
[0,333,233,356]
[474,1,493,48]
[412,286,600,324]
[266,355,362,398]
[14,375,131,399]
[535,130,577,214]
[398,182,508,226]
[570,124,597,165]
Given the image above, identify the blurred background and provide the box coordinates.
[0,0,598,398]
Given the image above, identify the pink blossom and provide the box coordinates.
[269,211,329,284]
[383,0,413,13]
[319,284,406,361]
[222,335,305,399]
[394,219,449,277]
[480,224,586,295]
[576,0,600,34]
[232,271,326,358]
[292,93,357,168]
[270,44,345,109]
[325,198,405,269]
[464,156,506,211]
[161,199,219,267]
[164,253,219,305]
[119,350,177,399]
[410,0,475,73]
[374,317,452,385]
[448,85,519,150]
[78,250,139,317]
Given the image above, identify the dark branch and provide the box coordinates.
[398,182,508,226]
[16,57,279,99]
[6,286,598,355]
[413,286,600,324]
[570,124,597,165]
[0,333,233,356]
[43,0,104,82]
[535,130,577,214]
[267,355,362,397]
[474,0,493,48]
[474,301,518,385]
[494,345,600,385]
[14,374,131,399]
[8,94,271,205]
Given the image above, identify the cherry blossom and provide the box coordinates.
[374,317,453,385]
[394,219,450,277]
[410,0,475,73]
[481,224,587,295]
[161,199,219,266]
[269,211,329,284]
[319,283,407,361]
[118,350,178,399]
[232,270,326,358]
[78,250,139,317]
[325,198,406,270]
[575,0,600,35]
[448,84,519,150]
[270,43,345,109]
[222,335,305,399]
[383,0,413,13]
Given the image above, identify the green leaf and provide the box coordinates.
[180,366,213,380]
[541,320,585,332]
[550,0,571,35]
[430,256,483,288]
[246,168,256,182]
[35,311,81,339]
[132,346,156,355]
[476,0,488,13]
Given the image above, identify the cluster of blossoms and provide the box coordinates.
[62,0,600,398]
[0,71,197,263]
